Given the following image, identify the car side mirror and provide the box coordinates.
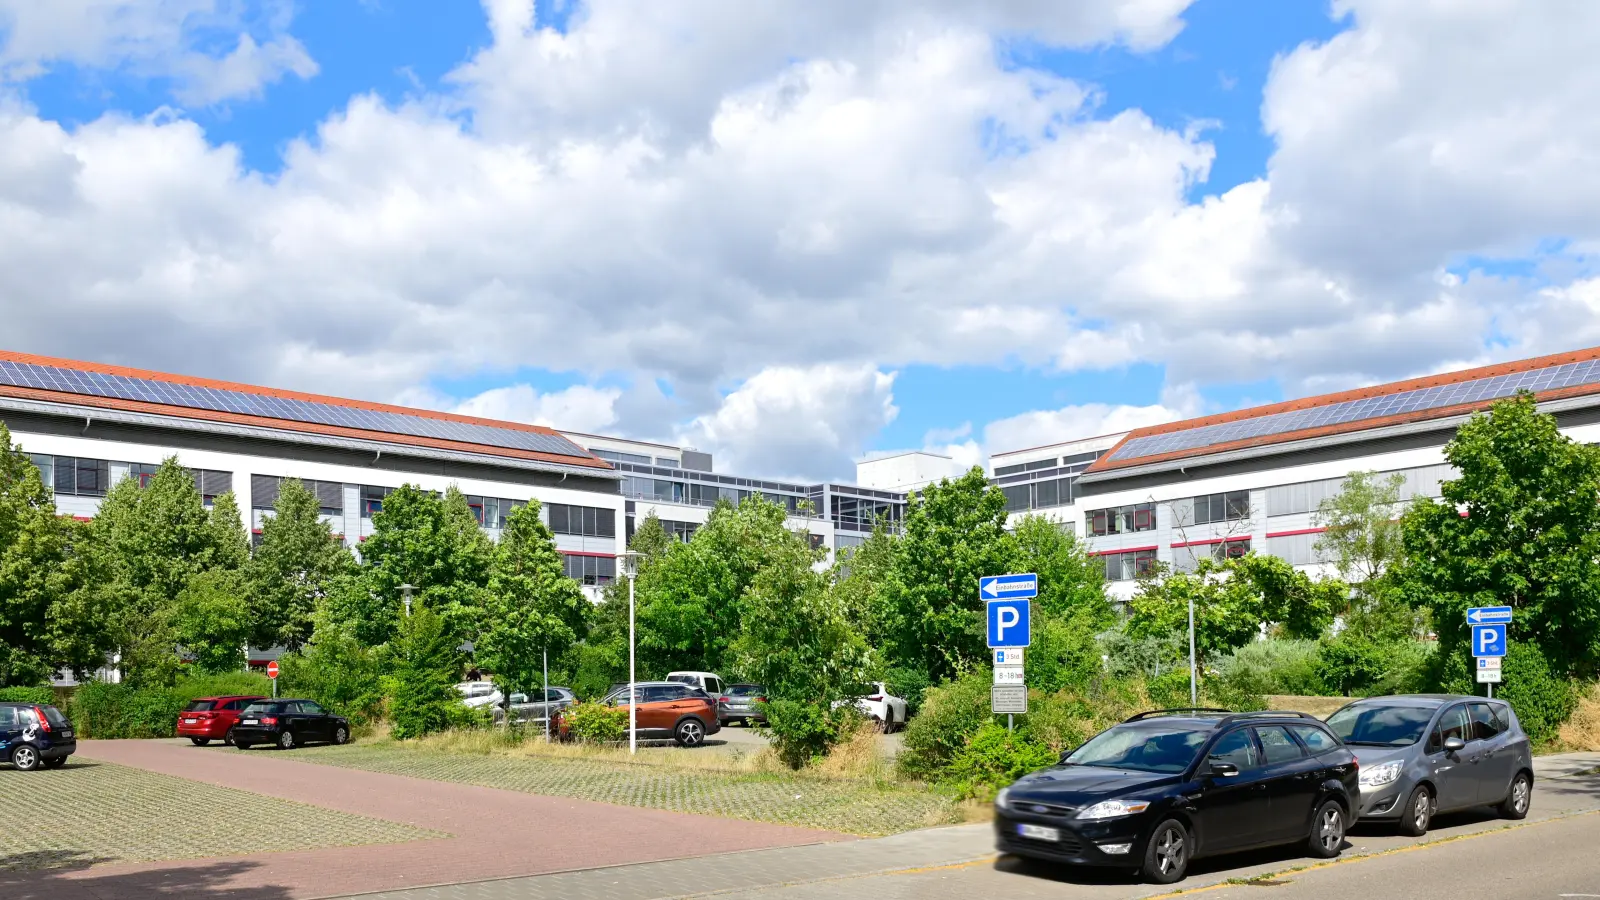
[1443,736,1466,754]
[1209,762,1240,778]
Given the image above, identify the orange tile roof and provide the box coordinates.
[1086,345,1600,473]
[0,350,612,470]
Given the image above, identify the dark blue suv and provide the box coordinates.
[0,702,76,770]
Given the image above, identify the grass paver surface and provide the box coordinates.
[0,758,445,871]
[290,743,956,836]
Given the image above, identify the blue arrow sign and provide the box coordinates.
[980,573,1038,600]
[1467,606,1513,625]
[1472,624,1507,658]
[987,599,1031,649]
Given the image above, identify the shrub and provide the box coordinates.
[387,603,462,742]
[1020,691,1102,754]
[1147,669,1194,709]
[71,673,274,738]
[882,666,931,718]
[563,702,628,743]
[763,700,860,769]
[0,687,56,706]
[896,670,995,781]
[1498,643,1578,745]
[278,628,386,725]
[1215,640,1327,697]
[947,722,1057,798]
[1099,630,1185,680]
[1317,636,1434,696]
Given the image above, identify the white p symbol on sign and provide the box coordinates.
[997,606,1019,639]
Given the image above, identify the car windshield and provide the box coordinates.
[183,700,217,712]
[728,685,763,697]
[1063,725,1210,773]
[1327,703,1436,746]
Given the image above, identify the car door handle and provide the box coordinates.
[1255,783,1268,791]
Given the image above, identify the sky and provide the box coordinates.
[3,0,1600,482]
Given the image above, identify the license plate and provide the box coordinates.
[242,719,258,725]
[184,718,198,724]
[60,731,73,739]
[1017,824,1060,842]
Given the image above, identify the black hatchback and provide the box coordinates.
[995,709,1359,884]
[232,699,351,750]
[0,702,76,770]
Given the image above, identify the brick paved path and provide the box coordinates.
[28,740,846,900]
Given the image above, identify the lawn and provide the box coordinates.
[0,758,445,871]
[288,739,959,836]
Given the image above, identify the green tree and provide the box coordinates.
[1314,471,1407,589]
[387,600,463,740]
[323,484,492,647]
[884,468,1015,682]
[88,457,246,684]
[562,514,672,698]
[636,496,799,674]
[0,426,116,685]
[246,478,355,650]
[1126,555,1339,661]
[1400,392,1600,678]
[169,569,251,674]
[476,500,589,700]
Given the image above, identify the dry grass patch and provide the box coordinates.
[1558,683,1600,752]
[1267,695,1352,719]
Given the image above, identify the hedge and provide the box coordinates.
[72,672,275,739]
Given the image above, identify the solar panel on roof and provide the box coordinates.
[1107,358,1600,463]
[0,360,593,461]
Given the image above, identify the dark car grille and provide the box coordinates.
[1015,800,1078,818]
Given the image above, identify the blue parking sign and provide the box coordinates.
[987,599,1031,649]
[1472,624,1507,658]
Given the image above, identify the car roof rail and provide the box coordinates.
[1216,710,1323,726]
[1123,708,1234,722]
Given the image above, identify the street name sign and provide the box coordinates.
[1467,606,1513,625]
[980,573,1039,600]
[991,684,1027,714]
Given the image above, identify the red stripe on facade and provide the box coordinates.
[1265,527,1326,539]
[1090,545,1159,556]
[1170,535,1252,549]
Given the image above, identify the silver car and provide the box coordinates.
[491,687,577,725]
[718,683,767,726]
[1327,694,1533,836]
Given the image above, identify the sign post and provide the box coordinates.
[1467,608,1510,698]
[986,574,1036,730]
[266,660,279,698]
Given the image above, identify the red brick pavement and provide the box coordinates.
[23,739,847,900]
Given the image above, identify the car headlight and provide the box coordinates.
[1360,760,1404,788]
[995,787,1012,811]
[1077,799,1151,820]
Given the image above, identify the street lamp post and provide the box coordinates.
[399,583,416,618]
[1188,593,1197,707]
[619,551,641,755]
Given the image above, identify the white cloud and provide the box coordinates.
[453,383,623,434]
[0,0,316,103]
[679,365,898,481]
[981,391,1200,458]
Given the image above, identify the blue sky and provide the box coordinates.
[12,0,1580,480]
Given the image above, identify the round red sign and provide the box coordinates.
[266,661,280,679]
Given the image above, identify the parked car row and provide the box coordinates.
[995,694,1533,885]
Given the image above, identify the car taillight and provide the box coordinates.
[259,716,278,725]
[756,697,767,703]
[867,696,883,702]
[719,696,730,703]
[32,706,51,733]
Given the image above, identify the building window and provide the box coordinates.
[562,554,616,585]
[253,476,338,515]
[1102,549,1158,582]
[193,470,234,508]
[130,462,161,488]
[43,456,110,497]
[360,485,394,519]
[1174,538,1253,573]
[1086,502,1156,536]
[661,519,698,542]
[547,503,617,538]
[1186,491,1251,526]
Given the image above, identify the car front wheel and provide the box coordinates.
[190,738,211,746]
[675,718,706,747]
[1141,819,1189,884]
[1498,772,1532,820]
[1398,786,1432,837]
[1308,800,1346,858]
[333,725,350,746]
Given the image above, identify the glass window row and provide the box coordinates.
[1086,502,1156,536]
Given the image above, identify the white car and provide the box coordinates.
[456,681,501,709]
[665,671,726,697]
[843,682,908,732]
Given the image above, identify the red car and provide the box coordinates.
[176,695,267,746]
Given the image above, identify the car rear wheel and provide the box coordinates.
[1308,800,1346,858]
[10,745,40,771]
[1140,819,1189,884]
[332,725,350,746]
[43,756,66,769]
[190,737,211,746]
[1398,786,1432,836]
[223,727,237,747]
[236,741,253,750]
[675,718,706,747]
[1498,772,1532,820]
[277,730,295,750]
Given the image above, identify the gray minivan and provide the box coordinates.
[1327,695,1533,836]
